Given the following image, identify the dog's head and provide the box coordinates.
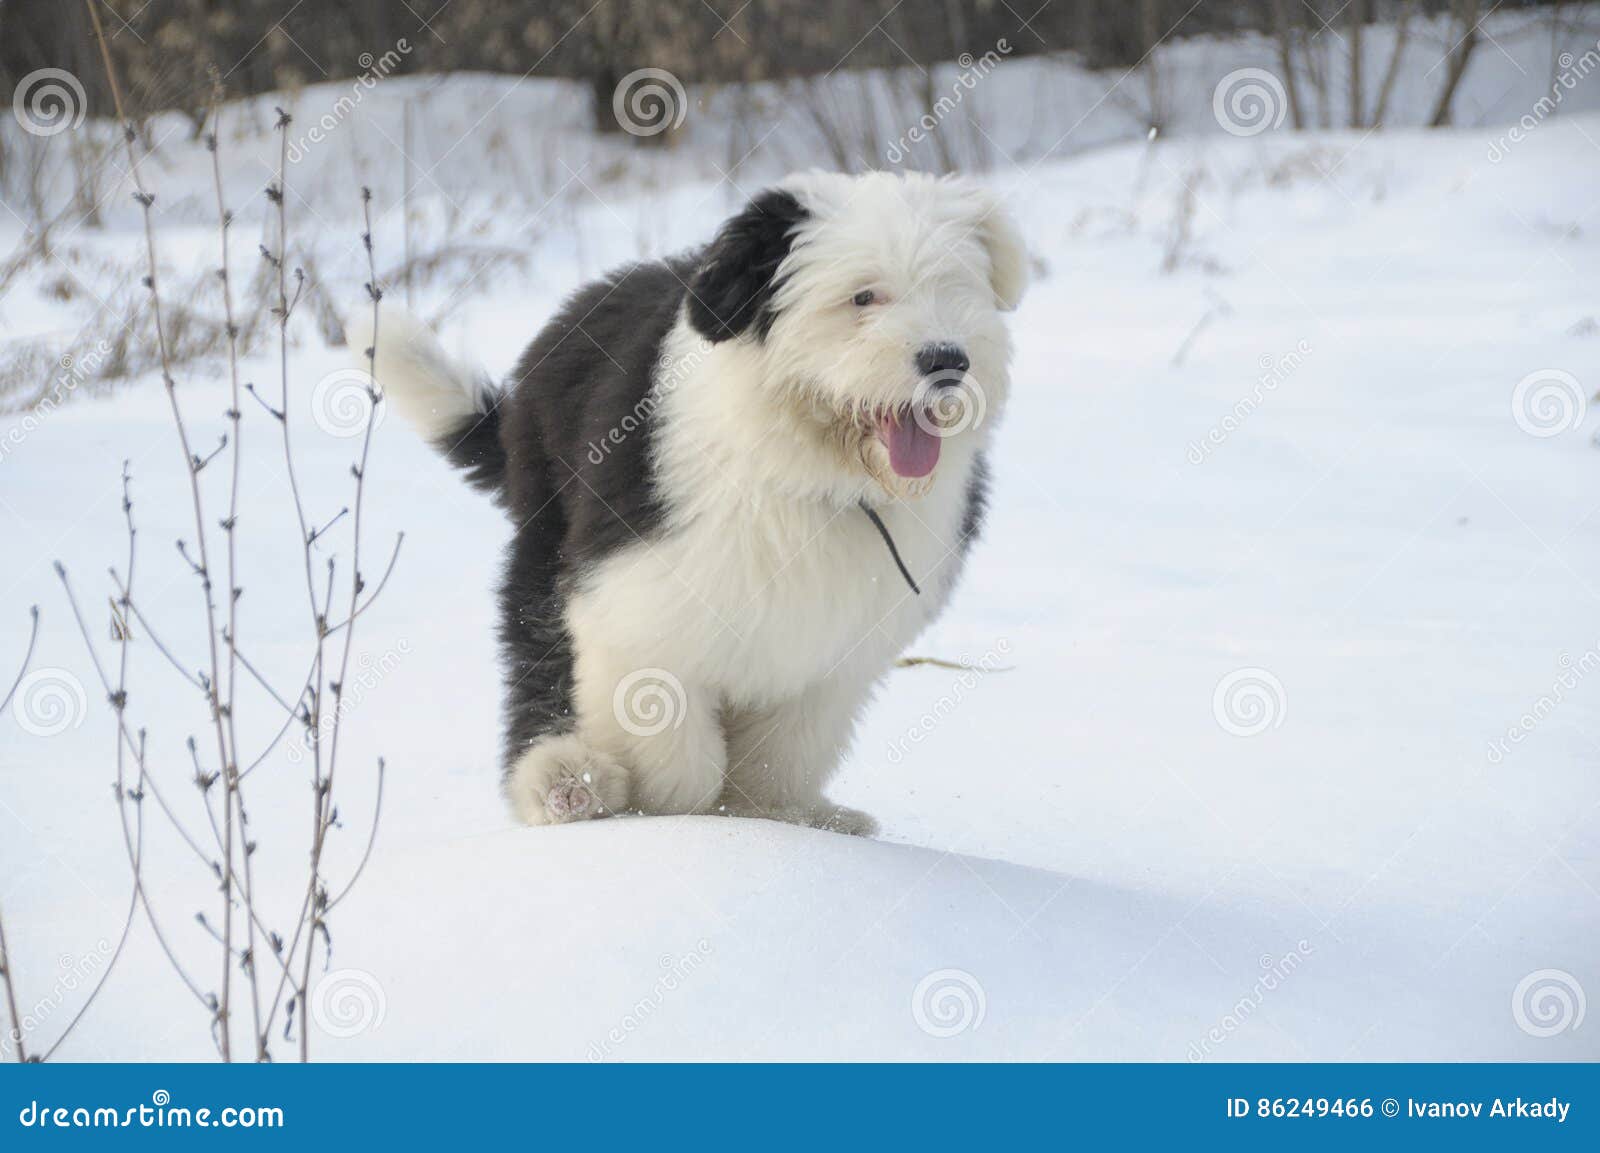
[687,171,1027,501]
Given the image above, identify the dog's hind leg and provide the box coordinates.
[498,519,631,824]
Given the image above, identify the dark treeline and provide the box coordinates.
[0,0,1559,134]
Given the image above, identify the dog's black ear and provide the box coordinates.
[687,189,808,343]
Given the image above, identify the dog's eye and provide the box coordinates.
[851,289,877,307]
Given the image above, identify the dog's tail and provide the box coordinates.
[344,307,506,495]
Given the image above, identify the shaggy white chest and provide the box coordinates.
[568,479,968,706]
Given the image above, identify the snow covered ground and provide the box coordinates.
[2,14,1599,1061]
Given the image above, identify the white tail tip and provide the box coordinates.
[344,307,493,442]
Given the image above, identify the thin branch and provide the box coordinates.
[1,609,44,1061]
[325,758,385,913]
[108,572,306,735]
[895,655,1016,672]
[192,433,228,473]
[0,905,27,1062]
[293,187,385,1061]
[260,108,337,1055]
[209,89,265,1057]
[306,507,349,549]
[325,533,405,636]
[243,382,283,421]
[107,573,205,692]
[55,563,212,1009]
[41,753,146,1061]
[60,561,294,1053]
[227,641,304,719]
[0,606,40,717]
[84,0,237,1060]
[238,650,320,781]
[266,108,323,635]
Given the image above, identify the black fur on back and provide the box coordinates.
[436,397,507,499]
[476,255,702,768]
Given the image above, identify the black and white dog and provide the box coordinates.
[355,171,1027,833]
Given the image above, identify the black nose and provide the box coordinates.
[915,343,969,380]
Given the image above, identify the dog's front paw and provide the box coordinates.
[506,734,629,826]
[718,794,879,837]
[544,775,604,821]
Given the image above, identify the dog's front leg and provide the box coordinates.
[720,674,879,835]
[571,639,727,817]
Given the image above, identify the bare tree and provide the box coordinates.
[1548,0,1570,104]
[1428,0,1483,127]
[1140,0,1169,134]
[1370,0,1418,129]
[1268,0,1307,130]
[1348,0,1368,129]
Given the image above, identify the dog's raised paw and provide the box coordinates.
[545,775,602,822]
[506,734,629,826]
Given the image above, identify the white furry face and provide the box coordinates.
[759,172,1027,500]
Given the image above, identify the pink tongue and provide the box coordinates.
[880,413,941,478]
